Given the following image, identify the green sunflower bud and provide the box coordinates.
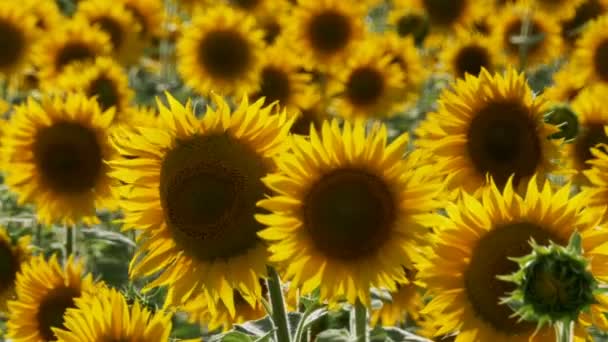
[544,105,579,140]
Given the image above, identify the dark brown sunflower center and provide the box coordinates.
[574,123,608,168]
[454,45,491,77]
[466,101,541,189]
[290,108,322,135]
[504,19,544,56]
[263,20,282,45]
[229,0,261,10]
[562,0,602,42]
[198,30,252,80]
[345,67,385,107]
[422,0,466,27]
[256,67,291,105]
[303,169,396,261]
[0,240,19,294]
[308,10,352,55]
[36,286,81,341]
[465,222,565,335]
[160,133,268,261]
[593,39,608,82]
[87,77,119,111]
[0,19,25,69]
[55,43,96,72]
[93,16,124,50]
[396,14,427,41]
[33,121,103,194]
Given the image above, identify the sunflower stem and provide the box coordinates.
[65,225,75,259]
[267,266,291,342]
[517,11,532,71]
[555,320,573,342]
[354,300,368,342]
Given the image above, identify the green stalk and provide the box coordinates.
[518,12,532,71]
[65,226,75,260]
[555,321,573,342]
[354,300,368,342]
[267,266,291,342]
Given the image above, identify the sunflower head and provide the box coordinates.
[118,0,164,39]
[0,228,31,312]
[440,30,501,78]
[24,0,62,32]
[370,268,423,327]
[2,94,117,225]
[388,5,429,44]
[572,15,608,85]
[0,2,37,77]
[53,286,172,342]
[544,66,586,105]
[111,94,292,313]
[374,33,425,97]
[7,255,97,342]
[561,0,607,45]
[257,120,444,307]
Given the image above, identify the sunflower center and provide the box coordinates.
[504,19,543,56]
[422,0,466,27]
[454,45,491,77]
[198,30,252,80]
[396,14,427,42]
[0,240,18,294]
[465,222,565,334]
[593,39,608,82]
[574,123,608,168]
[87,77,119,111]
[36,286,81,341]
[55,43,96,72]
[256,67,291,105]
[345,67,385,107]
[308,10,352,55]
[160,133,268,261]
[562,0,602,42]
[229,0,261,10]
[33,121,103,194]
[303,169,395,261]
[466,100,541,188]
[0,19,25,69]
[92,16,124,50]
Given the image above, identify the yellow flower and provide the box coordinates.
[419,176,608,341]
[117,0,164,39]
[2,94,117,225]
[543,66,586,104]
[23,0,62,32]
[571,15,608,86]
[0,228,31,312]
[53,287,172,342]
[370,268,423,327]
[531,0,586,20]
[177,5,265,96]
[439,30,502,78]
[0,2,37,77]
[110,94,292,314]
[257,120,444,307]
[387,4,429,44]
[7,255,98,342]
[374,33,425,99]
[415,68,562,194]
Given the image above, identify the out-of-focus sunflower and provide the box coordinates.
[288,0,365,69]
[2,94,117,225]
[572,15,608,86]
[415,68,561,194]
[419,177,608,342]
[289,95,328,136]
[110,94,292,313]
[440,30,502,78]
[117,0,163,39]
[0,3,36,78]
[492,3,563,67]
[226,0,284,15]
[370,268,423,327]
[257,120,444,307]
[250,46,316,114]
[0,228,31,312]
[53,286,172,342]
[329,42,405,119]
[75,0,143,65]
[54,57,133,125]
[567,85,608,175]
[7,255,97,342]
[561,0,608,46]
[24,0,62,32]
[177,5,264,96]
[387,5,429,44]
[375,33,425,99]
[543,66,586,104]
[531,0,585,20]
[33,19,112,88]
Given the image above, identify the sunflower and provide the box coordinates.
[0,228,31,312]
[370,268,423,327]
[561,0,608,46]
[33,19,112,88]
[177,5,265,96]
[2,94,117,225]
[440,30,502,78]
[23,0,62,32]
[256,120,444,307]
[543,66,586,104]
[226,0,284,15]
[52,286,172,342]
[249,46,316,114]
[288,0,366,69]
[571,15,608,86]
[110,94,292,312]
[54,57,134,125]
[117,0,163,39]
[491,3,563,67]
[415,68,561,194]
[374,33,425,99]
[0,3,36,78]
[6,255,97,342]
[531,0,585,20]
[419,176,608,342]
[75,0,143,65]
[387,4,429,44]
[329,42,406,119]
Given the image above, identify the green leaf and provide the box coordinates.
[217,331,255,342]
[234,316,274,337]
[81,227,136,247]
[382,327,432,342]
[315,328,351,342]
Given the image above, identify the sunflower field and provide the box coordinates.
[3,0,608,341]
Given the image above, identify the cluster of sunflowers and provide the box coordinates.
[1,0,608,341]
